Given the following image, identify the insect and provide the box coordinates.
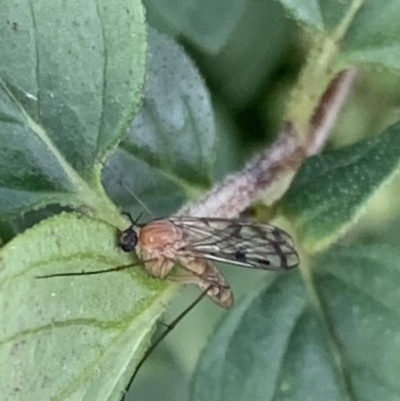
[116,214,299,397]
[119,215,299,308]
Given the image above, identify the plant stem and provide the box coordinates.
[180,68,357,219]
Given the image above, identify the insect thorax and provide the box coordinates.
[138,220,183,250]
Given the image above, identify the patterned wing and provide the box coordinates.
[168,217,299,270]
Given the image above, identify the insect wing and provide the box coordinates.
[168,217,299,270]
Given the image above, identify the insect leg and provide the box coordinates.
[36,258,157,279]
[36,263,139,278]
[140,256,175,279]
[120,285,212,401]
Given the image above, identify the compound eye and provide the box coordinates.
[119,227,138,252]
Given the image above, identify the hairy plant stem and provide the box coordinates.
[179,68,357,219]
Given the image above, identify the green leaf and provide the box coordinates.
[196,0,290,109]
[0,0,146,221]
[143,0,248,53]
[275,0,325,30]
[103,29,217,217]
[341,1,400,70]
[0,213,175,401]
[191,244,400,401]
[277,0,400,71]
[281,121,400,253]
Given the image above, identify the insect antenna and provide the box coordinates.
[98,157,155,218]
[121,285,212,401]
[117,179,154,218]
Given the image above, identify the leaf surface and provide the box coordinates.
[277,0,400,70]
[143,0,248,53]
[0,213,174,401]
[281,122,400,252]
[0,0,146,221]
[103,29,217,217]
[191,244,400,401]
